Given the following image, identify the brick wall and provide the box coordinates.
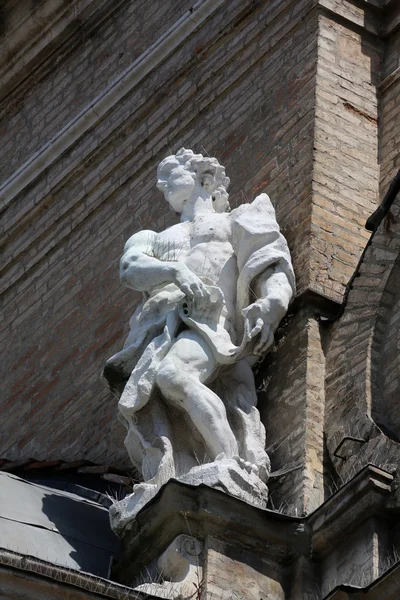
[259,308,326,515]
[378,264,400,437]
[1,0,398,517]
[1,0,319,467]
[324,192,400,485]
[312,13,383,302]
[379,27,400,196]
[257,1,388,514]
[322,0,400,487]
[0,0,194,182]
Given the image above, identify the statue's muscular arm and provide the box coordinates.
[242,266,293,355]
[120,229,210,304]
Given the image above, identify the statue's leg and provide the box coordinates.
[221,359,270,481]
[156,330,238,460]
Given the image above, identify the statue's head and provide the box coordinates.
[156,148,230,213]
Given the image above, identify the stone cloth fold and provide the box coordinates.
[103,193,295,417]
[231,193,296,337]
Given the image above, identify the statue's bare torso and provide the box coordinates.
[152,213,237,321]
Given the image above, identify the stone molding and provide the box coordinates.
[0,0,125,104]
[0,0,227,210]
[116,480,304,578]
[113,465,395,594]
[0,0,387,213]
[326,563,400,599]
[309,465,394,555]
[380,66,400,92]
[0,466,397,598]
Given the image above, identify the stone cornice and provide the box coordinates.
[0,0,227,212]
[114,465,394,583]
[380,66,400,92]
[0,0,123,104]
[1,0,385,216]
[309,465,394,555]
[326,562,400,599]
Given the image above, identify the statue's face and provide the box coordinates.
[157,158,195,213]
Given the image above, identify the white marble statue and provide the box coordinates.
[103,149,295,526]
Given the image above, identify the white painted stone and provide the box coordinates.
[157,534,203,582]
[104,149,295,530]
[109,457,270,534]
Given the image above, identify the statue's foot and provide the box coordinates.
[197,453,268,482]
[234,456,258,475]
[215,452,228,462]
[234,454,270,482]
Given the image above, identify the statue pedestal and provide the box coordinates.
[112,480,302,599]
[109,458,269,534]
[111,466,396,599]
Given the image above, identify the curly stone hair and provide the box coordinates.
[159,148,231,212]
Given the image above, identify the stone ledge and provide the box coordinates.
[379,66,400,93]
[325,561,400,599]
[309,464,394,555]
[113,480,305,584]
[110,459,270,533]
[113,465,394,586]
[0,549,152,600]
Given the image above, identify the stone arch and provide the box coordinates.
[371,253,400,441]
[324,192,400,481]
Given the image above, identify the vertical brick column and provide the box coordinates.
[311,12,383,302]
[260,0,385,515]
[379,16,400,195]
[260,308,326,516]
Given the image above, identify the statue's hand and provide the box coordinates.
[242,300,274,356]
[173,264,210,307]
